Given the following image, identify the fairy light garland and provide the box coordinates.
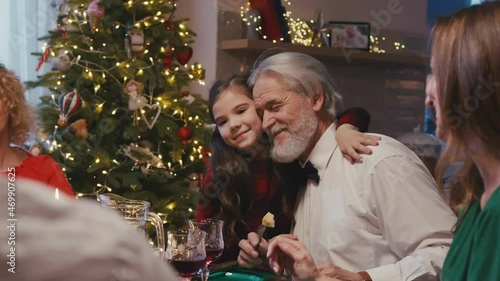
[240,0,412,52]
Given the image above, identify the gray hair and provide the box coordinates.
[248,52,343,118]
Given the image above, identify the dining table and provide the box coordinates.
[192,261,291,281]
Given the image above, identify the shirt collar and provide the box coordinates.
[301,124,338,177]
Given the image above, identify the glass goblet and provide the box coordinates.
[166,229,207,281]
[189,219,224,281]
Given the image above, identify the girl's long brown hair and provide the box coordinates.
[204,74,301,246]
[431,2,500,229]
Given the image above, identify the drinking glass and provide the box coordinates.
[166,229,207,281]
[189,219,224,281]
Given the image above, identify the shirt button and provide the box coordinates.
[306,228,310,235]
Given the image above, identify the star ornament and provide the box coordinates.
[306,9,330,47]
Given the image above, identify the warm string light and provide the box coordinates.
[44,0,206,208]
[240,0,313,45]
[240,0,414,52]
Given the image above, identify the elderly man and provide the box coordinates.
[237,52,457,281]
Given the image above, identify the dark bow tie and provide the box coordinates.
[303,161,320,183]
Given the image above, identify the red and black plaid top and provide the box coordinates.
[196,159,292,262]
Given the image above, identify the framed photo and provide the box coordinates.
[329,21,370,50]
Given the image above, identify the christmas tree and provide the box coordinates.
[27,0,210,228]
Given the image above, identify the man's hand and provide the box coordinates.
[267,236,319,280]
[238,233,297,269]
[316,263,365,281]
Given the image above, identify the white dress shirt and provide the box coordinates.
[0,178,179,281]
[293,125,457,281]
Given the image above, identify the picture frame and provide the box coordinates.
[329,21,371,50]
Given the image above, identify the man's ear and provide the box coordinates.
[311,89,324,112]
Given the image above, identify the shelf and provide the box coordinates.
[221,39,429,66]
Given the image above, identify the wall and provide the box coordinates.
[217,0,428,34]
[174,1,408,98]
[174,0,218,98]
[0,0,66,105]
[289,0,428,35]
[214,0,429,138]
[427,0,469,29]
[177,0,427,137]
[215,0,429,82]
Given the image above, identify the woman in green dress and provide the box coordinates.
[426,2,500,280]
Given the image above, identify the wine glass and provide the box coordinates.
[166,229,207,281]
[189,219,224,280]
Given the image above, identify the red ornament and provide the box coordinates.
[58,26,67,38]
[175,46,193,65]
[177,126,193,143]
[201,146,211,166]
[36,47,51,72]
[163,54,172,71]
[164,19,175,31]
[181,91,189,97]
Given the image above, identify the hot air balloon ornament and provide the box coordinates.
[57,90,83,126]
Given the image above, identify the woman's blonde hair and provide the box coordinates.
[0,64,35,145]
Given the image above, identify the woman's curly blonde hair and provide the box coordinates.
[0,64,35,145]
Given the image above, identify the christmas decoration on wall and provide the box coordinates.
[243,9,262,40]
[249,0,290,42]
[369,36,408,54]
[240,0,314,45]
[57,90,83,126]
[28,0,211,229]
[306,9,330,47]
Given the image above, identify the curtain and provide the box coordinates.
[0,0,58,105]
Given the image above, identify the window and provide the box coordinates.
[0,0,56,105]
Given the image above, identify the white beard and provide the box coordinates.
[269,106,318,163]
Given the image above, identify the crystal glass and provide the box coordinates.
[98,193,165,253]
[166,229,207,281]
[189,219,224,281]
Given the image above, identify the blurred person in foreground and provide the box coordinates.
[0,177,179,281]
[426,2,500,280]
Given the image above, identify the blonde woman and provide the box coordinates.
[0,64,74,197]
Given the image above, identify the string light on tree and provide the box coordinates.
[27,0,211,226]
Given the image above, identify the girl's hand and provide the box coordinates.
[336,124,380,164]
